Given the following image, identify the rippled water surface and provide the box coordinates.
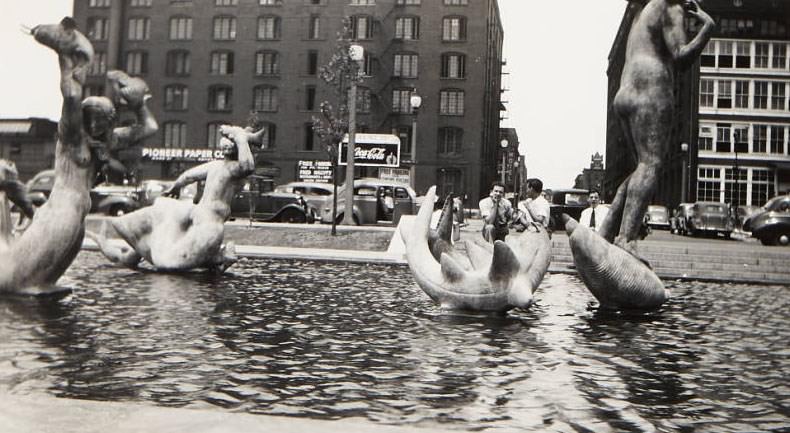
[1,252,788,432]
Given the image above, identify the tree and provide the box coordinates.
[312,18,364,232]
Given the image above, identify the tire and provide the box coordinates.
[773,232,790,246]
[279,208,307,224]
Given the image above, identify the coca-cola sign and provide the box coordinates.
[339,133,401,167]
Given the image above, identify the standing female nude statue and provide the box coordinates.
[87,125,263,273]
[598,0,714,259]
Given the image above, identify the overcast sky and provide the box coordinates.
[0,0,626,189]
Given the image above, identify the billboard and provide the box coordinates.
[339,133,400,167]
[297,160,333,183]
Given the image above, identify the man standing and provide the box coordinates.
[514,178,550,229]
[579,191,609,233]
[479,182,512,242]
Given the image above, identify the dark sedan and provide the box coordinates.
[230,176,312,223]
[687,201,734,239]
[744,194,790,246]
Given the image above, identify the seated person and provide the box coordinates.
[478,182,512,242]
[512,178,550,231]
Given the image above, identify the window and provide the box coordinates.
[734,80,749,108]
[735,41,750,68]
[259,122,277,148]
[397,0,420,4]
[90,0,111,7]
[754,81,769,109]
[125,51,148,75]
[357,87,371,113]
[396,125,413,155]
[724,168,747,206]
[362,52,375,76]
[253,85,278,112]
[208,85,233,111]
[752,170,775,206]
[717,80,732,109]
[437,168,462,200]
[773,43,787,69]
[89,51,107,76]
[350,0,375,4]
[753,124,767,153]
[87,17,109,40]
[304,123,316,151]
[164,85,189,111]
[164,122,188,148]
[169,17,193,40]
[772,82,786,110]
[441,53,466,78]
[700,41,715,67]
[309,15,320,39]
[351,15,373,40]
[698,124,713,151]
[716,124,731,153]
[438,127,463,155]
[697,167,721,202]
[166,50,191,76]
[213,16,236,40]
[440,89,464,115]
[699,79,714,107]
[215,0,237,5]
[444,0,468,4]
[395,17,419,40]
[307,50,318,75]
[717,41,733,68]
[305,85,316,111]
[442,16,466,41]
[255,51,280,75]
[733,125,749,153]
[770,125,785,154]
[207,123,226,148]
[210,51,234,75]
[258,16,281,39]
[130,0,152,6]
[393,53,418,78]
[755,42,770,68]
[127,18,150,40]
[259,0,282,5]
[392,89,412,113]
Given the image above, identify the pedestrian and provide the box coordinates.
[579,190,608,232]
[513,178,550,230]
[478,182,512,242]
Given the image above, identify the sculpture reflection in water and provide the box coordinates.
[87,125,264,274]
[568,0,714,310]
[0,18,151,296]
[401,186,551,313]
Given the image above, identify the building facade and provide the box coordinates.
[607,0,790,209]
[0,118,58,182]
[573,152,605,195]
[72,0,505,202]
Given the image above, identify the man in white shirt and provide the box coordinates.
[514,178,550,229]
[579,191,609,232]
[479,182,513,242]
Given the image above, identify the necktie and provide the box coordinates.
[590,208,596,228]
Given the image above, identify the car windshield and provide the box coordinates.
[764,195,790,211]
[562,193,588,206]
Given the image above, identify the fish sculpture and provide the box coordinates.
[564,214,669,310]
[401,186,551,313]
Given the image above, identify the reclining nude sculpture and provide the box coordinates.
[567,0,713,310]
[0,18,100,295]
[401,186,551,313]
[87,125,263,273]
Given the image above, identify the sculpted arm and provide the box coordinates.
[222,126,262,179]
[112,100,158,148]
[163,164,211,197]
[663,1,715,66]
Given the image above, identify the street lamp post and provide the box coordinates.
[409,91,422,190]
[343,44,364,226]
[681,142,688,203]
[500,139,509,186]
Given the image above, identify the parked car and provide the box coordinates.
[25,169,55,206]
[273,181,333,219]
[686,201,734,238]
[544,188,589,231]
[90,184,141,216]
[734,204,760,232]
[672,202,694,235]
[230,176,312,223]
[645,205,671,230]
[319,178,419,225]
[743,194,790,246]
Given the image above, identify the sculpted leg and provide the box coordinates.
[86,221,141,269]
[110,207,155,261]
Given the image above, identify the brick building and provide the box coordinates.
[71,0,507,202]
[0,118,58,182]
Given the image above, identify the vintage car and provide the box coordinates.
[25,169,55,206]
[734,205,760,232]
[743,194,790,246]
[90,184,141,216]
[645,205,671,230]
[686,201,734,238]
[544,188,589,231]
[319,178,419,225]
[273,181,333,219]
[230,176,312,223]
[672,202,694,235]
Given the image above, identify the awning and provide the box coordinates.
[0,121,32,135]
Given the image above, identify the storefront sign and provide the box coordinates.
[141,147,224,162]
[379,167,411,185]
[339,133,401,167]
[297,160,333,183]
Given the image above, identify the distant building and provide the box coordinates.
[0,118,57,181]
[71,0,506,202]
[574,152,605,194]
[607,0,790,208]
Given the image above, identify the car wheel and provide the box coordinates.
[109,205,127,217]
[280,208,307,224]
[775,232,790,246]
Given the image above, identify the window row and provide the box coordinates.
[698,122,790,155]
[696,166,775,206]
[85,15,469,42]
[701,39,790,70]
[88,0,466,7]
[699,78,790,112]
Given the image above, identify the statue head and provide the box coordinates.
[81,96,116,139]
[219,136,238,160]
